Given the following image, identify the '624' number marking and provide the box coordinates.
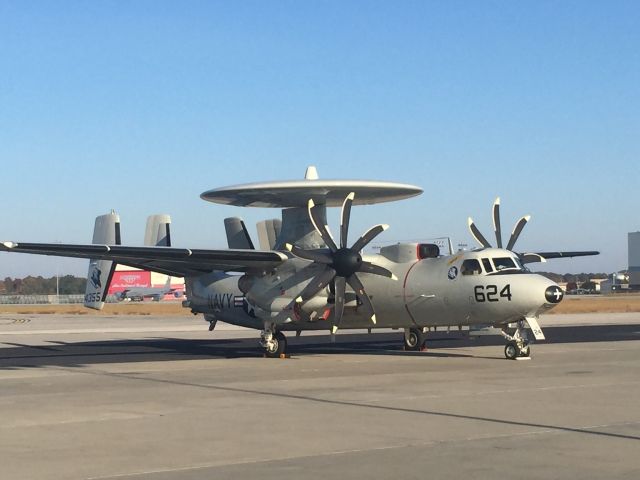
[474,284,512,302]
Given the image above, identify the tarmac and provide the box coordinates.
[1,312,639,479]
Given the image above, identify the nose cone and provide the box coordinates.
[545,285,564,304]
[529,277,564,316]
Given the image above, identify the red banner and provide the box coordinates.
[108,271,151,294]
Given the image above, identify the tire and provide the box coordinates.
[504,342,519,360]
[404,328,424,351]
[265,331,287,358]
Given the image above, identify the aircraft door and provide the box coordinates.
[403,260,450,327]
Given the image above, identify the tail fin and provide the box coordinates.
[256,219,282,250]
[144,214,171,246]
[84,211,120,310]
[224,217,255,249]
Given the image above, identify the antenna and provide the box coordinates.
[304,166,319,180]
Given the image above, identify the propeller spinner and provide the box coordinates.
[286,192,396,333]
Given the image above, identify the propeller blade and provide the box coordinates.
[467,217,492,248]
[358,261,398,280]
[285,244,333,264]
[526,250,600,261]
[351,224,389,253]
[346,274,376,324]
[506,215,531,251]
[492,197,502,248]
[295,266,336,304]
[519,253,547,264]
[331,276,346,333]
[340,192,355,249]
[308,199,338,252]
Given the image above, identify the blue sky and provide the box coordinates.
[1,1,638,277]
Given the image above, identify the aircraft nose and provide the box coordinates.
[544,284,564,304]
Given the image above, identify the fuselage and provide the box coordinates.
[185,248,563,332]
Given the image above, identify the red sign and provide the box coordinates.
[108,271,151,294]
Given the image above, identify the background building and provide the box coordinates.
[108,265,184,299]
[629,232,640,288]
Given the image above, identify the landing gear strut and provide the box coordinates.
[501,320,531,359]
[260,324,287,358]
[403,328,426,351]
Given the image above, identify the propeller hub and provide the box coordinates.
[332,248,362,277]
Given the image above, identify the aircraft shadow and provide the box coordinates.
[0,324,638,369]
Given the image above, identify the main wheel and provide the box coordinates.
[404,328,424,351]
[504,341,519,360]
[265,331,287,358]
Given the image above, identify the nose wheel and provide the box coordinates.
[504,341,530,360]
[501,319,533,360]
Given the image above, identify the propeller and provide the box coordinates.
[286,192,397,333]
[468,197,531,252]
[467,197,599,264]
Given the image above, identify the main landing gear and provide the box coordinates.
[501,319,531,360]
[403,328,426,351]
[260,324,287,358]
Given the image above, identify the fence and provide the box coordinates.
[0,295,118,305]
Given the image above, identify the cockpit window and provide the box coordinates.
[482,258,494,273]
[461,259,482,276]
[513,256,530,272]
[493,257,518,271]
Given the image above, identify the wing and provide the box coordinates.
[519,250,599,264]
[0,241,287,277]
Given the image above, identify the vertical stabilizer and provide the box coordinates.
[84,211,120,310]
[224,217,255,249]
[256,219,282,250]
[144,214,171,246]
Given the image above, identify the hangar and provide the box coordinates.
[629,232,640,288]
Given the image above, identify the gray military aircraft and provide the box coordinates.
[1,167,598,359]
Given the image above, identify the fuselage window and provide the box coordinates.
[461,259,482,276]
[493,257,517,271]
[482,258,494,273]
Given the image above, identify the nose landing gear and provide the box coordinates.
[504,340,530,360]
[501,319,533,360]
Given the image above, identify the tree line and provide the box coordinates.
[1,276,87,295]
[536,272,609,284]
